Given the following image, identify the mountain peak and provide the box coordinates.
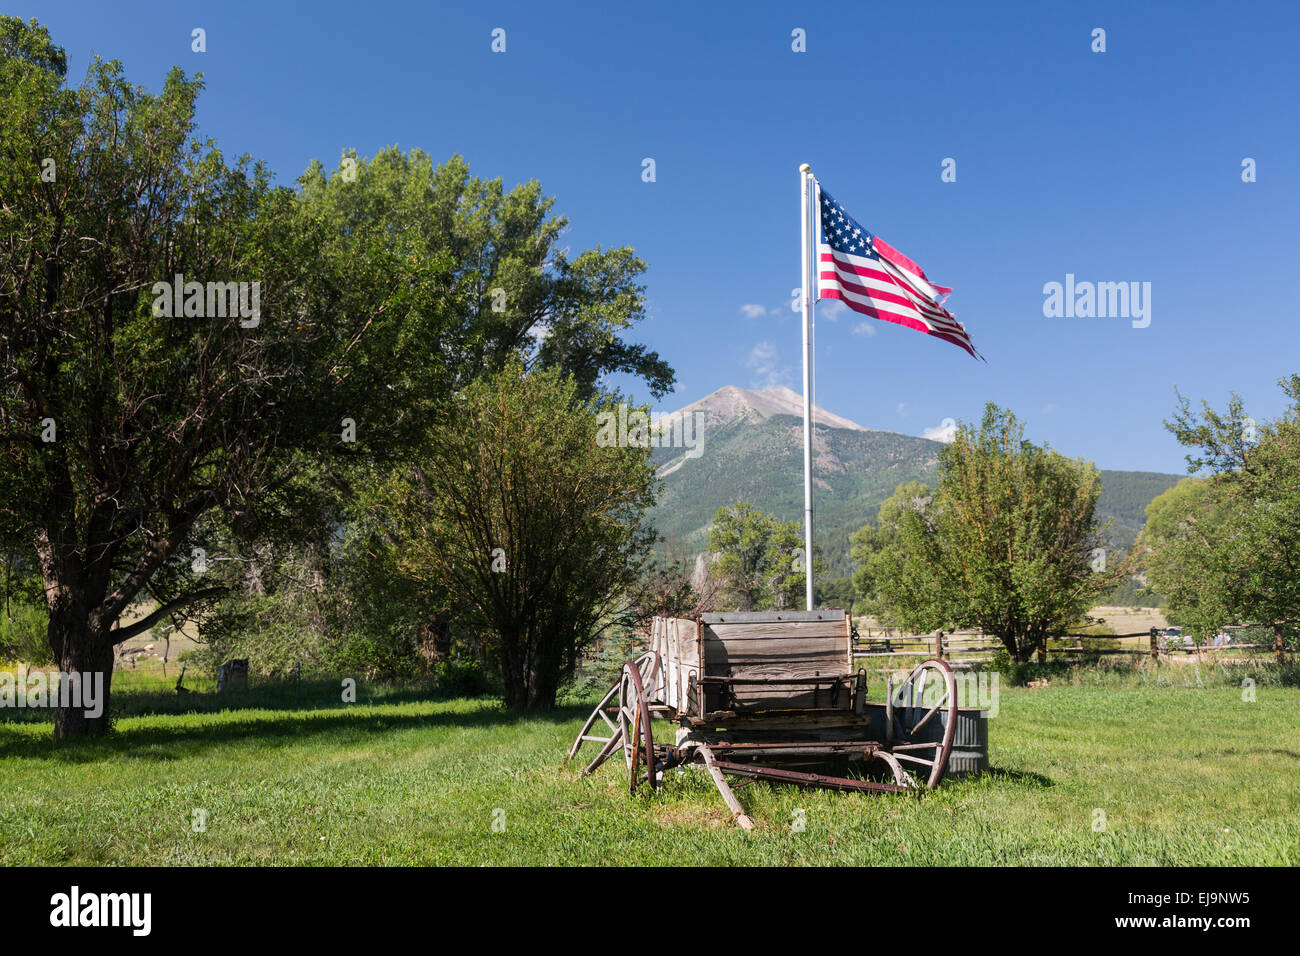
[666,385,871,432]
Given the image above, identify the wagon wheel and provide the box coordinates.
[886,658,957,789]
[619,659,658,795]
[566,651,660,776]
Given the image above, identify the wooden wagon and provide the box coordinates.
[567,610,965,829]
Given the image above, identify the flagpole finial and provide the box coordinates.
[799,163,811,173]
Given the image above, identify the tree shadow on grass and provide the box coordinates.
[1207,747,1300,760]
[0,699,597,764]
[976,767,1055,788]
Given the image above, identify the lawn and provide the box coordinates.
[0,673,1297,865]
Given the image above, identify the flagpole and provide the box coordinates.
[799,163,815,611]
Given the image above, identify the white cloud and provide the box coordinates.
[739,303,768,319]
[744,341,790,389]
[922,417,958,443]
[819,299,850,323]
[896,402,907,416]
[851,320,876,337]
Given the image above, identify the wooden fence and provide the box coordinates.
[852,626,1278,668]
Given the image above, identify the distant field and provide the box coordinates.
[0,667,1296,865]
[1088,605,1169,638]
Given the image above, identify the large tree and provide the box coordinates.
[365,364,659,709]
[0,23,363,735]
[853,404,1128,662]
[0,19,674,733]
[1143,376,1300,659]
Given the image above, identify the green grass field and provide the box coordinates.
[1,669,1297,865]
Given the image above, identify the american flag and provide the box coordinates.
[816,186,982,360]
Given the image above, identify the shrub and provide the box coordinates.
[0,601,51,666]
[432,659,496,698]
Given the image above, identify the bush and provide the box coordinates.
[0,601,51,665]
[1272,660,1300,688]
[428,659,493,697]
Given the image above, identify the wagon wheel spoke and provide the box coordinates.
[908,687,951,736]
[584,730,625,775]
[567,679,623,769]
[910,669,927,726]
[597,704,618,733]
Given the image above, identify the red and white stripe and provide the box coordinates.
[818,240,981,360]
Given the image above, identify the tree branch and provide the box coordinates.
[111,586,228,644]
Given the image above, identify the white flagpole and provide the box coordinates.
[799,163,815,611]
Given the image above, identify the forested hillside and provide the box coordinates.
[648,391,1180,588]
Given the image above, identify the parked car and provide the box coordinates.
[1160,626,1194,651]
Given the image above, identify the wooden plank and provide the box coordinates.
[702,610,846,624]
[652,616,704,714]
[696,617,705,718]
[693,743,755,831]
[704,620,847,640]
[703,647,848,668]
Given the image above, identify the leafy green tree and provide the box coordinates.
[853,405,1128,662]
[0,24,366,735]
[850,480,932,623]
[1139,478,1233,638]
[707,503,823,611]
[296,148,674,404]
[626,557,713,626]
[707,504,771,611]
[197,150,678,683]
[365,364,659,709]
[813,575,856,611]
[1145,376,1300,658]
[0,20,678,731]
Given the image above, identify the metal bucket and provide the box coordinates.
[896,706,988,779]
[942,707,989,778]
[859,703,989,780]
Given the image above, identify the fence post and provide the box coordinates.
[936,631,945,660]
[1149,626,1159,661]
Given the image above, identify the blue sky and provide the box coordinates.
[22,1,1300,473]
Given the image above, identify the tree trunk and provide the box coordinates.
[526,667,559,710]
[525,641,562,710]
[1001,632,1032,663]
[499,635,527,709]
[431,614,452,661]
[50,614,115,739]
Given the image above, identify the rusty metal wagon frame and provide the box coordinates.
[567,610,966,829]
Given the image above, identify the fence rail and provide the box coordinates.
[852,627,1282,665]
